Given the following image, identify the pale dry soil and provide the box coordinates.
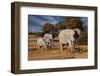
[28,45,88,60]
[28,35,88,60]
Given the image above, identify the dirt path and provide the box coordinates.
[28,46,88,60]
[28,35,88,60]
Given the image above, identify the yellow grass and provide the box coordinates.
[28,34,88,60]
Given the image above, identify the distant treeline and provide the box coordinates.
[29,17,88,45]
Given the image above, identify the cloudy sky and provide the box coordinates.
[28,15,87,32]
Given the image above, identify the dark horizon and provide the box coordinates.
[28,15,88,33]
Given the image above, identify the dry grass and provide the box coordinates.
[28,35,88,60]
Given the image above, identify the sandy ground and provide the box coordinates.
[28,35,88,60]
[28,48,88,60]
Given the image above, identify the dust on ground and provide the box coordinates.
[28,35,88,60]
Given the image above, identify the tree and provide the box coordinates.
[64,17,84,31]
[55,22,66,30]
[42,23,54,33]
[42,23,56,38]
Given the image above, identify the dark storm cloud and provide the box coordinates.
[28,15,88,32]
[28,15,64,32]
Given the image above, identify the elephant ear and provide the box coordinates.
[74,30,80,39]
[73,28,80,40]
